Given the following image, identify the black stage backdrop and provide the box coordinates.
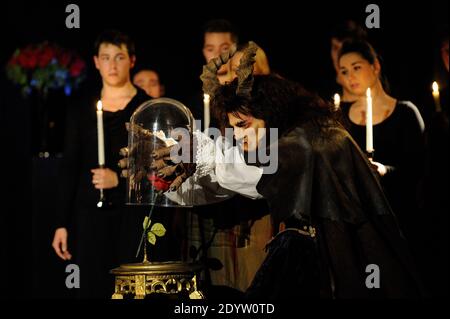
[3,1,448,104]
[0,0,448,299]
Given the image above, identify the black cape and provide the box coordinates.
[246,122,426,299]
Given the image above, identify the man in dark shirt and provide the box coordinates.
[51,30,150,298]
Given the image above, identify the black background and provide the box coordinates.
[0,0,448,302]
[4,1,448,101]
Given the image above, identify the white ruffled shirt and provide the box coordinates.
[164,131,263,206]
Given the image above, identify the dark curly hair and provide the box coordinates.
[211,74,337,136]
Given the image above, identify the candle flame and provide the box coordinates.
[97,100,103,111]
[334,93,340,105]
[366,88,371,98]
[203,93,210,102]
[432,81,439,94]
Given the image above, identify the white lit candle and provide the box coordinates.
[366,88,374,153]
[334,93,341,110]
[203,93,210,131]
[96,100,105,166]
[432,81,442,113]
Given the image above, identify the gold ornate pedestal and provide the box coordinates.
[110,261,205,299]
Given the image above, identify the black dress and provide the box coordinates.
[340,101,427,243]
[56,87,150,298]
[246,121,426,299]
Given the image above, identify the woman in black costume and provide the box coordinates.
[337,40,427,266]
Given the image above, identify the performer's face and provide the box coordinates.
[133,70,162,98]
[338,52,379,96]
[94,43,135,87]
[228,112,266,152]
[203,32,234,82]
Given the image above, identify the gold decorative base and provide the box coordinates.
[110,261,205,299]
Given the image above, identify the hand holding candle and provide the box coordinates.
[366,88,374,154]
[203,93,210,131]
[432,81,442,113]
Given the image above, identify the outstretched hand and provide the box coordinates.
[150,131,196,191]
[118,146,130,178]
[117,122,162,182]
[118,124,196,192]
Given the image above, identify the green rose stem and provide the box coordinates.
[143,233,148,263]
[135,190,163,261]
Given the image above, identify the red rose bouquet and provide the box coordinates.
[5,41,86,97]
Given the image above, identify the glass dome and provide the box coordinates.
[126,98,195,207]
